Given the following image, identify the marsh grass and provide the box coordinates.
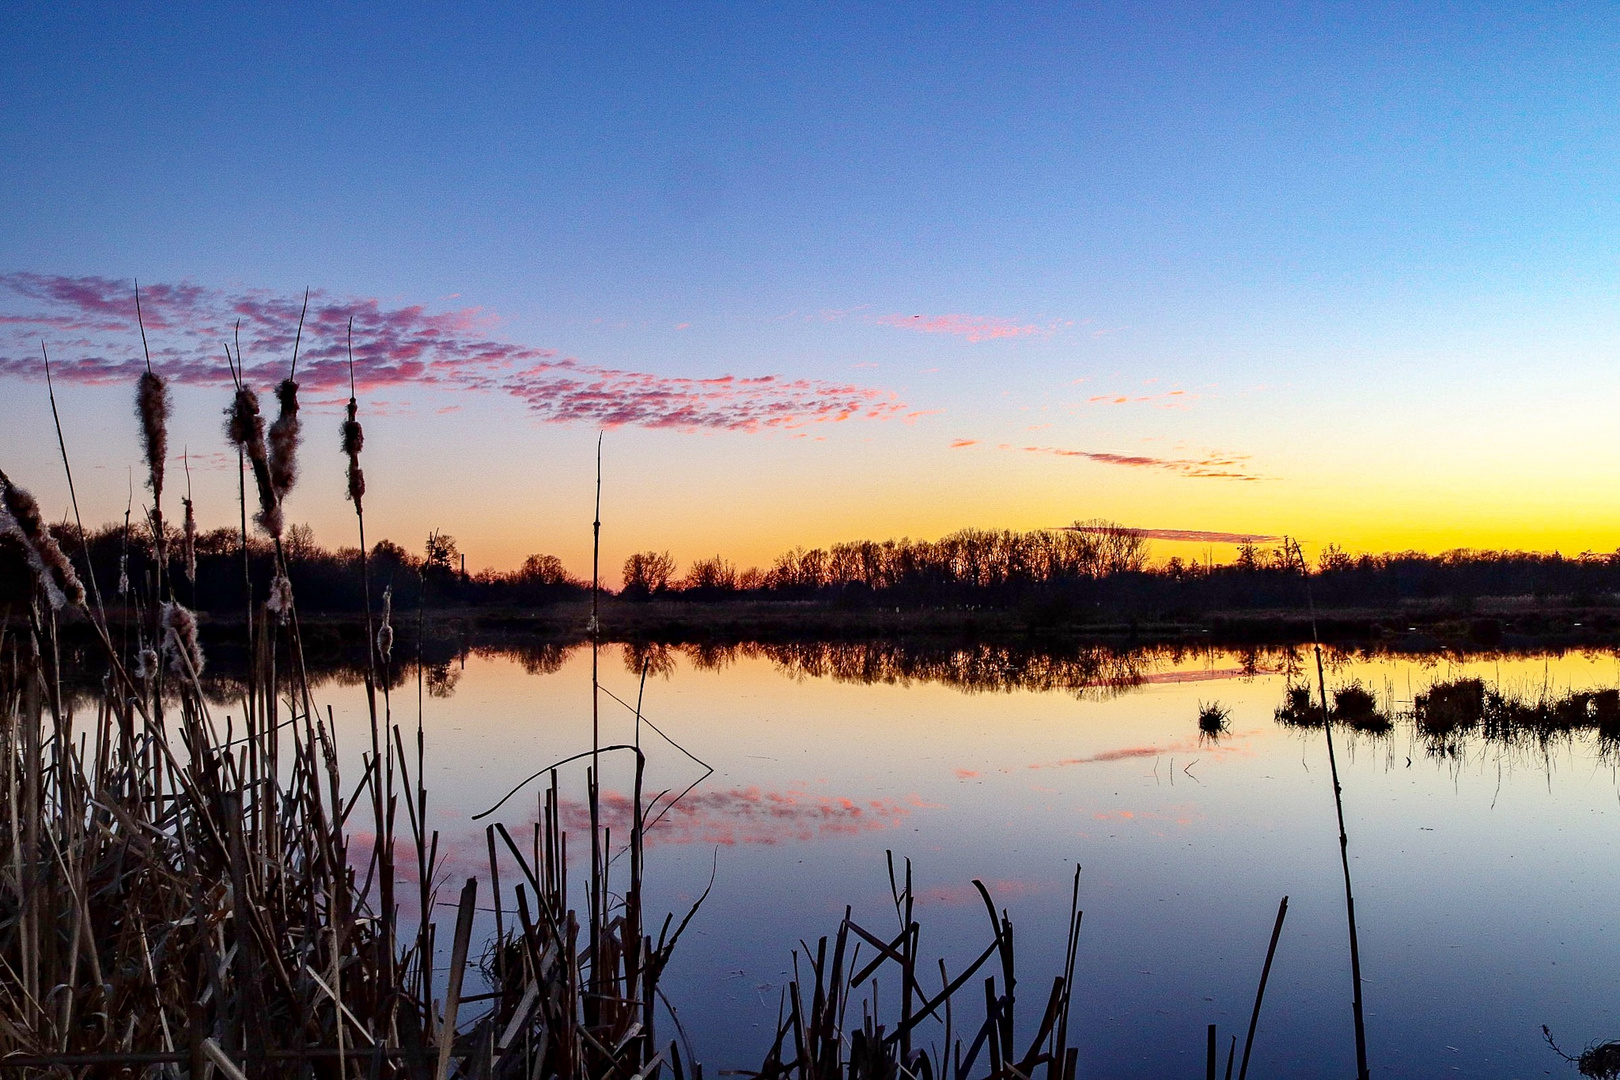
[0,316,1101,1079]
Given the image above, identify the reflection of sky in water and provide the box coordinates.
[292,644,1620,1078]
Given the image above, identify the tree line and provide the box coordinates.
[7,517,1620,619]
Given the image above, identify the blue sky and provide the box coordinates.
[5,2,1620,571]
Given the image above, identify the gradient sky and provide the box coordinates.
[5,2,1620,576]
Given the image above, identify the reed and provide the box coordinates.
[1286,537,1370,1080]
[744,857,1085,1080]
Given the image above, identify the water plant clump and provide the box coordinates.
[1198,699,1231,738]
[1274,684,1320,728]
[1332,682,1392,736]
[1414,678,1487,740]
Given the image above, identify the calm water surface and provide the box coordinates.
[299,642,1619,1078]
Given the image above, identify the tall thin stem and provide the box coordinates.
[1291,537,1370,1080]
[588,431,603,1008]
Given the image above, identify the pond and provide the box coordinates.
[293,639,1620,1078]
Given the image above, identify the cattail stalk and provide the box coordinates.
[376,585,393,662]
[0,469,86,611]
[134,285,169,597]
[181,451,197,587]
[226,386,281,539]
[268,378,300,503]
[136,371,169,559]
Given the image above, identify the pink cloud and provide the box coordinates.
[1067,526,1279,544]
[874,313,1053,343]
[0,274,908,433]
[1025,741,1203,770]
[949,438,978,448]
[557,786,913,847]
[1013,444,1263,481]
[1086,389,1193,409]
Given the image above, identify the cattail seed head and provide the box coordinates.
[136,371,170,502]
[376,584,393,661]
[224,386,282,538]
[182,497,197,584]
[268,378,301,500]
[342,398,366,512]
[266,573,293,622]
[134,646,158,681]
[159,600,204,677]
[0,474,86,610]
[117,553,130,597]
[225,387,264,450]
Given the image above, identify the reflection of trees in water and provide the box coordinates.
[645,639,1279,699]
[622,641,677,679]
[752,640,1162,699]
[483,642,575,677]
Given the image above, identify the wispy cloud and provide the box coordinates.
[875,313,1056,343]
[1069,525,1279,544]
[0,274,908,433]
[1009,444,1263,481]
[1086,389,1192,409]
[949,438,978,449]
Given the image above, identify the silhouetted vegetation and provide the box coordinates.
[12,519,1620,631]
[0,520,589,616]
[1198,700,1231,738]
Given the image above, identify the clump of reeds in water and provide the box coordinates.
[1274,684,1320,728]
[745,856,1086,1080]
[1273,675,1620,757]
[1332,682,1392,736]
[1414,678,1487,744]
[1274,681,1391,736]
[1198,700,1231,739]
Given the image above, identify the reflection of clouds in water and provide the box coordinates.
[1026,742,1197,769]
[918,878,1050,906]
[552,787,917,847]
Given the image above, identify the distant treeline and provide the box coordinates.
[0,521,588,614]
[6,518,1620,619]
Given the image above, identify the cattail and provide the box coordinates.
[117,553,130,596]
[136,371,170,554]
[268,378,300,501]
[182,496,197,584]
[134,646,158,681]
[342,397,365,512]
[224,386,282,538]
[376,584,393,661]
[266,573,293,622]
[0,471,86,610]
[159,600,204,677]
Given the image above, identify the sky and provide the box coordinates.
[4,1,1620,576]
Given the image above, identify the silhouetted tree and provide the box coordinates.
[621,550,676,599]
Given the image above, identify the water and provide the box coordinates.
[289,640,1620,1078]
